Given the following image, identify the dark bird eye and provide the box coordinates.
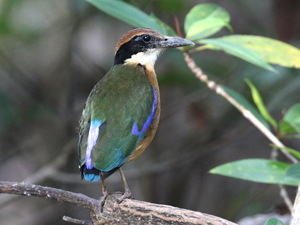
[143,35,151,42]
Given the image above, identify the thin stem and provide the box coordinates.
[183,52,297,163]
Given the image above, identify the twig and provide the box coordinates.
[63,216,93,225]
[279,184,293,212]
[291,183,300,225]
[174,16,182,37]
[183,52,297,163]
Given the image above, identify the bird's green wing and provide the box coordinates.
[78,65,156,173]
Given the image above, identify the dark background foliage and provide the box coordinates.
[0,0,300,224]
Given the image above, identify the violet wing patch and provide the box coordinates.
[132,87,157,136]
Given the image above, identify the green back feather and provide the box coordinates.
[78,64,154,171]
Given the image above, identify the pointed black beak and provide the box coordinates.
[155,36,194,48]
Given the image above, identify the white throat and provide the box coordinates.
[124,49,162,67]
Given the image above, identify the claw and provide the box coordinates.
[117,190,132,203]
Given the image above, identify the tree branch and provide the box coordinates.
[0,181,101,213]
[0,181,237,225]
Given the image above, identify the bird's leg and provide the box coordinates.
[99,179,109,211]
[117,168,132,203]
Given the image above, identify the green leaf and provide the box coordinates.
[282,103,300,133]
[279,120,298,135]
[184,4,230,33]
[210,159,299,186]
[184,4,231,40]
[265,217,285,225]
[270,145,300,160]
[245,79,277,129]
[86,0,165,34]
[285,162,300,180]
[221,35,300,68]
[199,39,276,72]
[186,18,232,41]
[222,85,270,130]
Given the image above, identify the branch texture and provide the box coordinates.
[0,181,237,225]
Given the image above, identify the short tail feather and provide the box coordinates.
[81,166,100,182]
[80,164,120,181]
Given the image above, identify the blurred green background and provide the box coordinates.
[0,0,300,224]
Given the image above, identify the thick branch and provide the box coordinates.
[95,194,237,225]
[0,181,237,225]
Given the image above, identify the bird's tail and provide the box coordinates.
[81,165,100,182]
[80,165,120,181]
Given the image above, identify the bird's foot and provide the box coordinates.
[99,190,110,212]
[117,189,132,204]
[117,168,132,204]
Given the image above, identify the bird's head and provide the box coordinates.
[114,28,194,67]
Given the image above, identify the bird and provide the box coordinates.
[78,27,194,206]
